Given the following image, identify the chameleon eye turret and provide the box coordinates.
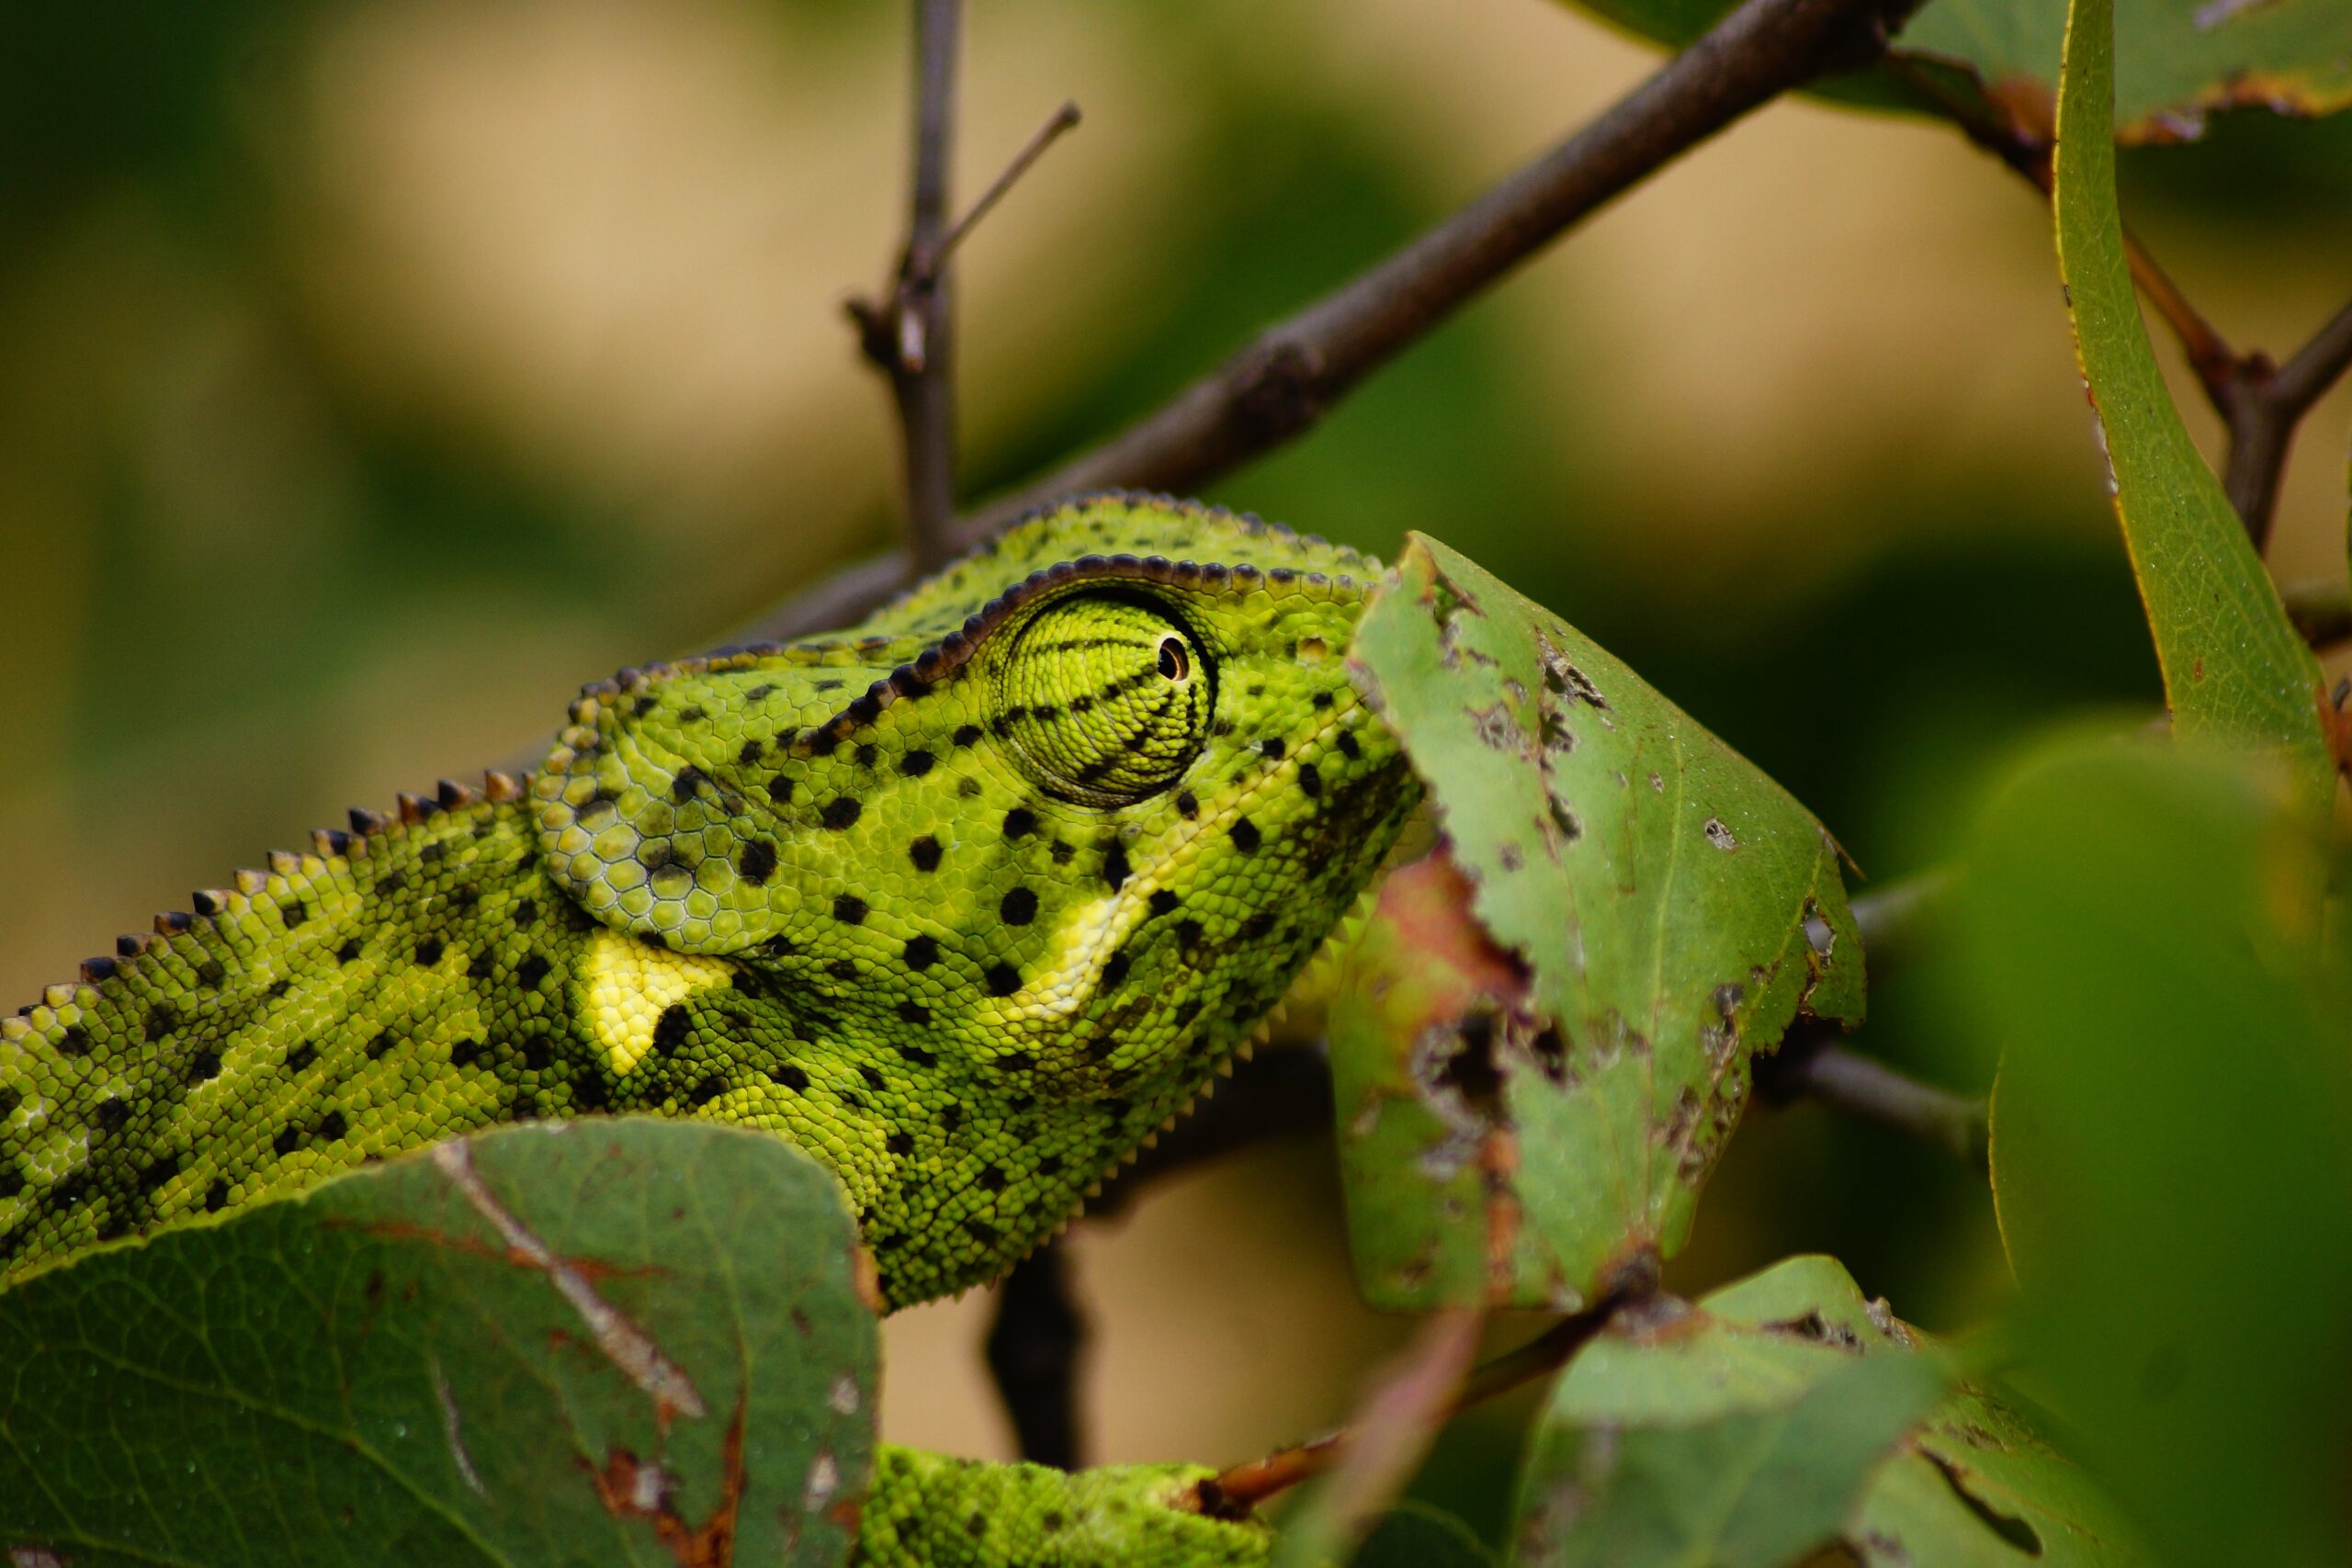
[993,593,1212,806]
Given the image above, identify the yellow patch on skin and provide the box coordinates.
[584,929,733,1074]
[1003,893,1125,1021]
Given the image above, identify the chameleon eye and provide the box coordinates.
[996,593,1212,805]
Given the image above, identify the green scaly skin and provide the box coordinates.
[0,494,1418,1567]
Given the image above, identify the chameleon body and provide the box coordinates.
[0,495,1419,1566]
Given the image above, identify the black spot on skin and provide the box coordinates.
[468,948,497,981]
[1337,731,1363,760]
[195,960,227,988]
[415,938,445,967]
[986,963,1023,997]
[1230,818,1261,852]
[1102,845,1131,890]
[1049,840,1076,865]
[523,1036,554,1069]
[910,835,944,871]
[273,1123,302,1156]
[897,1000,932,1026]
[316,1111,348,1143]
[57,1025,91,1057]
[1102,950,1131,987]
[1003,807,1038,840]
[888,1131,916,1156]
[1312,691,1334,710]
[978,1167,1008,1191]
[776,1066,810,1092]
[0,1167,23,1200]
[281,899,308,929]
[449,1039,486,1068]
[859,1065,887,1091]
[688,1076,727,1106]
[514,898,538,927]
[904,935,941,971]
[833,894,869,925]
[1171,998,1204,1030]
[1260,739,1285,761]
[204,1179,231,1213]
[653,1005,693,1055]
[1037,1155,1064,1177]
[337,938,363,964]
[95,1098,130,1133]
[767,775,795,806]
[1148,889,1181,917]
[1298,763,1322,798]
[187,1049,222,1082]
[1175,790,1198,818]
[144,1005,178,1042]
[1240,911,1277,942]
[953,724,983,748]
[671,766,707,804]
[288,1043,318,1073]
[828,958,859,982]
[941,1104,965,1134]
[821,797,864,831]
[738,840,777,885]
[677,705,707,725]
[517,953,552,990]
[966,1219,999,1244]
[899,750,935,777]
[571,1073,610,1111]
[958,779,982,798]
[266,978,292,1000]
[739,739,763,766]
[364,1034,393,1061]
[854,743,878,769]
[1177,919,1206,949]
[1001,887,1038,925]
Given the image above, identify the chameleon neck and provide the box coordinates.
[0,794,603,1288]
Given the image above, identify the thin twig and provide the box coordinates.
[938,101,1082,265]
[1755,1031,1987,1163]
[2281,576,2352,651]
[1204,1292,1634,1512]
[736,0,1921,645]
[1884,57,2352,556]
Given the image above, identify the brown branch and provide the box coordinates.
[1203,1292,1634,1513]
[2219,298,2352,548]
[847,0,964,572]
[737,0,1921,646]
[1886,57,2352,557]
[985,1241,1088,1468]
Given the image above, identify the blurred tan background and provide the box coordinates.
[5,0,2347,1529]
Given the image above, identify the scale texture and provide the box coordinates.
[0,492,1420,1567]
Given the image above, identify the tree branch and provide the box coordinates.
[736,0,1921,646]
[1886,57,2352,557]
[1202,1291,1634,1513]
[985,1242,1088,1468]
[1754,1030,1987,1163]
[847,0,964,572]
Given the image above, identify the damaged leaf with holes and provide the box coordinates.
[1512,1254,2148,1567]
[1333,535,1861,1312]
[0,1119,877,1568]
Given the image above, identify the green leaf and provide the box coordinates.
[1354,1502,1497,1568]
[1555,0,2352,142]
[0,1119,878,1567]
[1513,1256,2147,1568]
[2052,0,2333,802]
[1956,733,2352,1567]
[1333,536,1862,1311]
[1905,0,2352,141]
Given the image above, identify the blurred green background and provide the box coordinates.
[4,0,2347,1543]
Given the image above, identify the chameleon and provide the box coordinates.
[0,493,1422,1567]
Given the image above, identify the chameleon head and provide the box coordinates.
[532,495,1418,1289]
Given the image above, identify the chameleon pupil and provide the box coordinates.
[996,593,1211,805]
